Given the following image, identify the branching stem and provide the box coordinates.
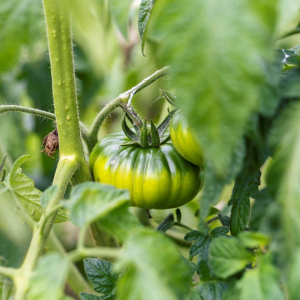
[68,247,120,262]
[89,66,169,145]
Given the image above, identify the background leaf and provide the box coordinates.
[198,282,229,300]
[236,255,285,300]
[238,232,270,248]
[66,182,130,228]
[209,237,254,279]
[156,213,175,233]
[109,0,133,39]
[115,228,191,300]
[150,0,277,174]
[138,0,156,55]
[26,253,69,300]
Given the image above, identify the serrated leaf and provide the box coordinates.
[65,182,130,228]
[198,281,229,300]
[138,0,156,55]
[230,174,261,236]
[149,0,277,174]
[26,253,69,300]
[40,185,58,209]
[3,155,68,223]
[238,231,270,248]
[210,226,230,238]
[184,230,211,258]
[80,293,102,300]
[115,228,190,300]
[237,255,285,300]
[209,237,254,279]
[109,0,133,39]
[84,258,117,294]
[97,203,141,244]
[156,213,175,233]
[199,140,245,233]
[217,213,231,227]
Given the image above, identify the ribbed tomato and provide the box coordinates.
[89,132,201,209]
[170,111,203,166]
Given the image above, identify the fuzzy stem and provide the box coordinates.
[89,66,169,145]
[14,1,93,298]
[0,105,93,153]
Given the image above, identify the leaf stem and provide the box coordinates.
[0,266,19,279]
[89,66,169,145]
[207,216,219,224]
[0,105,93,153]
[68,247,120,262]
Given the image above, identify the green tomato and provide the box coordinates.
[89,132,201,209]
[170,111,203,166]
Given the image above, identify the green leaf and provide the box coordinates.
[276,0,300,37]
[209,237,254,279]
[217,213,231,227]
[184,231,211,258]
[199,140,245,233]
[288,250,300,300]
[150,0,277,174]
[236,255,285,300]
[280,68,300,98]
[138,0,156,56]
[0,0,44,73]
[198,281,229,300]
[210,226,230,238]
[26,253,69,300]
[97,203,141,244]
[156,213,175,233]
[40,185,58,209]
[238,231,270,248]
[3,155,68,223]
[249,188,273,231]
[66,182,130,228]
[115,228,190,300]
[83,258,117,294]
[109,0,133,39]
[197,260,212,282]
[185,288,201,300]
[267,102,300,249]
[230,174,261,236]
[80,293,102,300]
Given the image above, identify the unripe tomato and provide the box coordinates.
[90,132,201,209]
[170,111,203,166]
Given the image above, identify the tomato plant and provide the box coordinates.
[0,0,300,300]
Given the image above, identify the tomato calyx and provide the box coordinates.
[121,109,176,148]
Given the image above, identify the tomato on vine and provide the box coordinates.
[170,110,203,166]
[90,111,202,209]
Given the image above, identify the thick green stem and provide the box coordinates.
[89,66,169,146]
[14,1,93,298]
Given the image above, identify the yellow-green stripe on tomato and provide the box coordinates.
[170,111,203,166]
[90,132,201,209]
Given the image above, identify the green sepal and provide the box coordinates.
[157,109,177,138]
[159,89,177,107]
[140,119,150,148]
[122,115,139,142]
[120,141,141,148]
[160,134,171,145]
[150,120,160,147]
[125,113,141,136]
